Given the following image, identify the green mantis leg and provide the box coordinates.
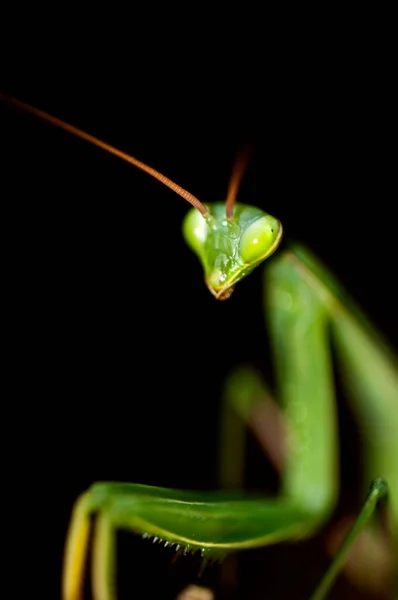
[63,485,126,600]
[309,478,388,600]
[92,512,116,600]
[63,493,92,600]
[219,368,285,490]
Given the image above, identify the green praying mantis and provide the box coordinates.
[1,93,397,600]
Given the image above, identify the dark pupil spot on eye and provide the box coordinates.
[271,229,274,232]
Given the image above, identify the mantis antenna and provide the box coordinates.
[0,92,210,217]
[225,146,253,221]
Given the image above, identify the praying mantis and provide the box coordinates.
[1,93,397,600]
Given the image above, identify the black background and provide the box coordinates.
[1,20,397,600]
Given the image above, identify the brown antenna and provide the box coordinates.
[0,92,209,217]
[225,146,253,221]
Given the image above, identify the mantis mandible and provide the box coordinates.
[2,93,397,600]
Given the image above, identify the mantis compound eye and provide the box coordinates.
[182,207,207,257]
[239,215,282,264]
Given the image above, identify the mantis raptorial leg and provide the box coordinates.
[2,92,397,600]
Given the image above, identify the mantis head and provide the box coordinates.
[182,148,282,299]
[183,204,283,300]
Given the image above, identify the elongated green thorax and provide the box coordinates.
[183,203,283,299]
